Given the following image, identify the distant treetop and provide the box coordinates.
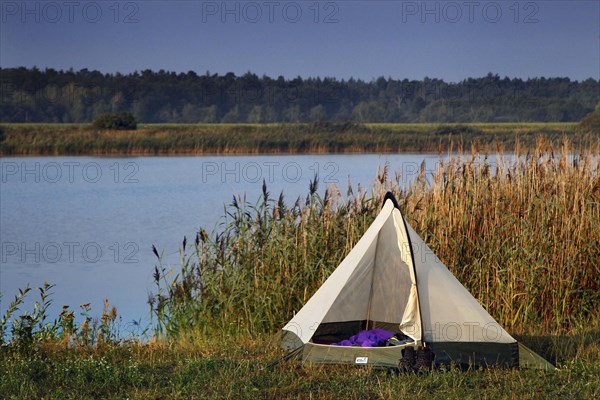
[0,67,598,123]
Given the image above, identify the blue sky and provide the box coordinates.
[1,0,599,81]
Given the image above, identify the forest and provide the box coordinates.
[1,67,598,123]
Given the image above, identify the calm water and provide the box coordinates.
[1,153,471,329]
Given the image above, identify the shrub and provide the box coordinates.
[579,110,600,134]
[434,124,480,135]
[92,112,137,130]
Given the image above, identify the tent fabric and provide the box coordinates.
[429,341,519,367]
[300,342,409,368]
[518,343,555,370]
[281,193,553,369]
[406,223,515,344]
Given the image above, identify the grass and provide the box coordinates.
[1,333,599,399]
[0,121,594,155]
[1,139,599,398]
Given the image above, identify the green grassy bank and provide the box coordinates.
[0,122,593,155]
[1,333,599,399]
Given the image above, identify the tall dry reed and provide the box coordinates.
[149,139,599,338]
[405,138,599,333]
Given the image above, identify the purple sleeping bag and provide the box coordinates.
[331,328,395,347]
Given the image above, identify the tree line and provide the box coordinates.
[1,67,598,123]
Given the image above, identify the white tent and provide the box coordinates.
[281,193,553,369]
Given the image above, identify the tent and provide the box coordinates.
[280,192,553,370]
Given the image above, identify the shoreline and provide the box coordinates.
[1,122,594,156]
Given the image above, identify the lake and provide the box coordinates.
[1,153,485,330]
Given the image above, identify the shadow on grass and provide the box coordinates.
[514,330,600,365]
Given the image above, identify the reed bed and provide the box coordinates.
[149,139,599,339]
[0,122,590,155]
[407,138,599,332]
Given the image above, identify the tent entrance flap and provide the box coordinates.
[365,208,421,339]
